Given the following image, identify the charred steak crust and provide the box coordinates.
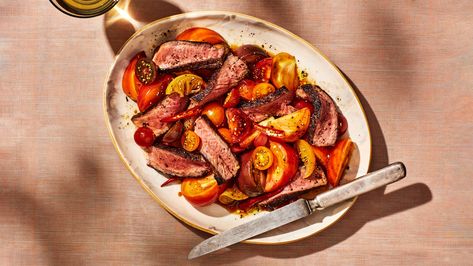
[239,86,294,122]
[259,166,327,210]
[147,144,211,178]
[191,54,249,106]
[152,41,229,72]
[194,116,240,184]
[131,93,189,137]
[297,84,338,146]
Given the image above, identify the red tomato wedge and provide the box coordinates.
[137,74,173,112]
[176,27,226,44]
[252,57,273,83]
[265,141,298,192]
[326,139,353,187]
[122,52,145,101]
[223,88,240,108]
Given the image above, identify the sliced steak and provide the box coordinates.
[132,93,188,137]
[239,87,294,122]
[147,144,211,178]
[194,116,240,183]
[152,41,228,71]
[191,54,248,107]
[296,84,338,146]
[259,166,327,210]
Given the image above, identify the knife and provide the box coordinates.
[188,162,406,259]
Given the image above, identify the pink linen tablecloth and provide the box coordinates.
[1,0,472,265]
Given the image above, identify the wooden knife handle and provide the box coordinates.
[309,162,406,210]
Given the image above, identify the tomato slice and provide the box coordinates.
[137,74,173,112]
[226,108,253,143]
[265,141,298,192]
[236,79,256,101]
[252,57,273,83]
[253,83,275,100]
[223,88,240,108]
[252,146,274,170]
[134,126,155,147]
[295,139,316,178]
[166,74,205,96]
[122,52,145,101]
[176,27,226,45]
[135,58,157,85]
[181,175,220,206]
[202,102,225,127]
[181,130,201,152]
[271,52,299,91]
[161,106,203,123]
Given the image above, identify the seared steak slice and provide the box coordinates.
[147,144,211,177]
[239,87,294,122]
[194,116,240,183]
[191,54,248,106]
[259,166,327,210]
[296,84,338,146]
[132,93,188,137]
[152,41,228,71]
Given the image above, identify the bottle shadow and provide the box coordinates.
[103,0,182,55]
[184,71,433,262]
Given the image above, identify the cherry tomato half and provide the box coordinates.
[293,99,315,113]
[135,58,157,85]
[176,27,226,45]
[236,79,256,101]
[134,126,155,147]
[252,57,273,83]
[253,83,275,100]
[252,146,274,170]
[181,175,220,206]
[202,102,225,127]
[181,130,201,152]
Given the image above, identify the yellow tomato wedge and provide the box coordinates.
[271,52,299,91]
[295,139,316,178]
[165,74,205,96]
[264,107,311,142]
[218,186,249,205]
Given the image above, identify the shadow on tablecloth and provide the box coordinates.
[103,0,183,55]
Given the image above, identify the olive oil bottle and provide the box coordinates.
[50,0,119,18]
